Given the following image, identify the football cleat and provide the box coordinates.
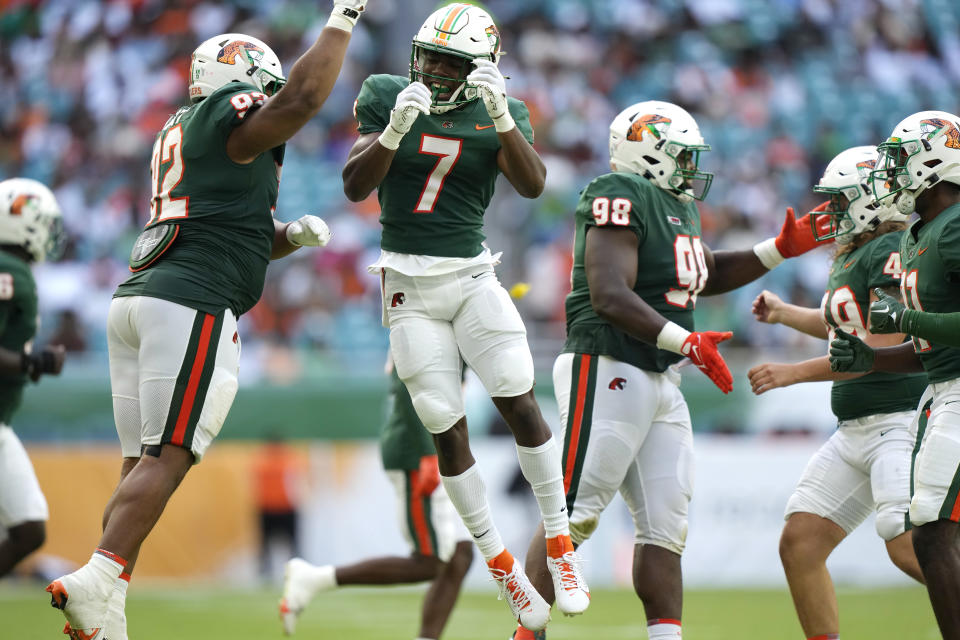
[47,570,110,640]
[510,626,547,640]
[105,581,128,640]
[546,535,590,616]
[487,552,551,631]
[279,558,336,635]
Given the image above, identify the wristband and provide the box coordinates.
[656,321,691,355]
[493,109,515,134]
[378,125,405,151]
[753,237,785,270]
[327,5,361,32]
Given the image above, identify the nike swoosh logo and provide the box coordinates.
[690,345,700,361]
[918,247,928,255]
[473,528,490,539]
[879,429,891,437]
[475,124,495,130]
[471,272,486,279]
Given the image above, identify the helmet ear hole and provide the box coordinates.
[642,155,660,166]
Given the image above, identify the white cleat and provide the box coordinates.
[279,558,336,636]
[547,549,590,616]
[46,569,111,640]
[488,558,551,631]
[105,581,128,640]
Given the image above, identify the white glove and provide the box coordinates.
[286,215,331,247]
[379,82,432,150]
[328,1,365,32]
[467,59,514,132]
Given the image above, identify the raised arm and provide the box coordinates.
[226,4,364,163]
[752,290,829,339]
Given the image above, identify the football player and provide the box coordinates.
[749,146,925,640]
[45,4,367,639]
[280,358,473,640]
[515,100,836,640]
[830,111,960,640]
[0,178,65,578]
[341,3,587,629]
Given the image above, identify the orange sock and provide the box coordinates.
[487,548,515,573]
[545,534,573,558]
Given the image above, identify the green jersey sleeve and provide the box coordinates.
[355,74,403,135]
[506,97,534,145]
[936,213,960,272]
[865,231,904,290]
[578,173,648,244]
[199,83,269,139]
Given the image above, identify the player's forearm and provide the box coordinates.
[343,136,394,201]
[590,286,665,346]
[497,131,545,199]
[901,309,960,348]
[0,346,23,376]
[794,356,864,383]
[701,249,768,295]
[777,304,830,339]
[270,220,299,260]
[273,27,351,119]
[871,341,925,373]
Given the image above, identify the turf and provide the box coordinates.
[1,583,938,639]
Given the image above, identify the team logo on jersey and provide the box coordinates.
[217,41,265,66]
[391,292,406,307]
[608,377,626,390]
[627,114,671,142]
[667,215,681,226]
[920,118,960,149]
[9,194,35,216]
[442,121,454,129]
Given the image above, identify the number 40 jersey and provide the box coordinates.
[115,82,284,318]
[563,171,705,373]
[354,74,534,259]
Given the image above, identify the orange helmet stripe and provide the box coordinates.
[438,3,470,38]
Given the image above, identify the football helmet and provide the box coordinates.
[812,146,906,244]
[609,101,713,203]
[871,110,960,214]
[188,33,285,103]
[0,178,64,262]
[410,3,502,113]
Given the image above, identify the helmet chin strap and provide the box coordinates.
[896,191,916,214]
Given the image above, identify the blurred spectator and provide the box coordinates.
[251,433,308,582]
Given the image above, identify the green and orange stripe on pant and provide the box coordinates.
[161,310,225,451]
[562,353,598,515]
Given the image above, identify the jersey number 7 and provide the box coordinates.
[414,135,463,213]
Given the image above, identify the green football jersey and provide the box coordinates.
[900,203,960,383]
[380,367,435,471]
[115,83,285,317]
[563,172,705,372]
[355,74,535,258]
[0,251,37,424]
[822,232,927,420]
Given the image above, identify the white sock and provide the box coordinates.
[516,437,569,538]
[648,619,682,639]
[84,552,125,600]
[440,465,505,561]
[303,563,338,592]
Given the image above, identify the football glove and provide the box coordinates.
[829,328,875,372]
[774,201,835,259]
[379,82,432,150]
[467,59,514,133]
[681,331,734,394]
[286,215,331,247]
[412,454,440,499]
[869,288,906,334]
[21,345,65,382]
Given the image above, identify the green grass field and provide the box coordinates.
[0,583,938,639]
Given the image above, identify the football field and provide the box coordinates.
[1,583,938,639]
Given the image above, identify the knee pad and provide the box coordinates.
[406,372,464,434]
[569,515,599,546]
[480,342,534,397]
[875,504,909,541]
[191,366,239,461]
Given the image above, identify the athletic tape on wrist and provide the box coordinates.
[656,321,692,355]
[327,6,360,32]
[753,237,785,270]
[493,109,515,134]
[378,125,405,151]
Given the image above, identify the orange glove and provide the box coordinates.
[774,200,834,258]
[412,454,440,499]
[681,331,734,394]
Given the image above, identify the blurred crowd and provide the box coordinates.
[2,0,959,382]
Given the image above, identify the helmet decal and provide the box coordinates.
[855,158,876,178]
[431,3,472,47]
[10,194,34,216]
[485,25,501,56]
[216,41,265,66]
[628,114,671,142]
[919,118,960,149]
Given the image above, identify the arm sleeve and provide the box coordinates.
[507,98,535,145]
[579,174,647,245]
[937,214,960,273]
[355,76,390,134]
[901,309,960,347]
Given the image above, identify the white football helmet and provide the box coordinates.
[871,110,960,214]
[0,178,64,263]
[812,146,906,244]
[188,33,285,103]
[410,3,502,113]
[609,101,713,203]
